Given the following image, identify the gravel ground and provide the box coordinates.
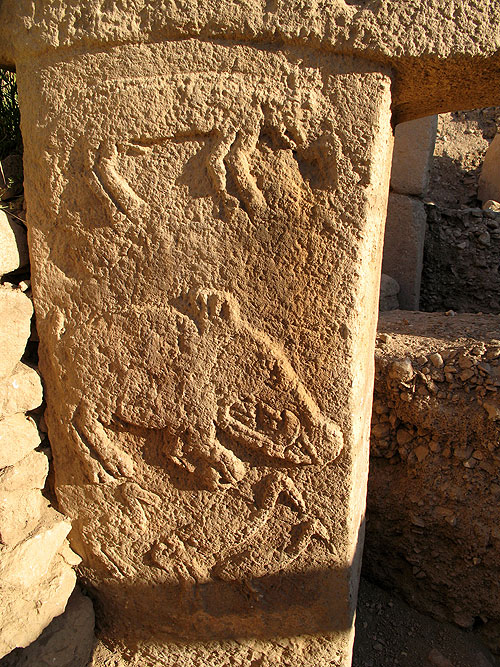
[353,578,498,667]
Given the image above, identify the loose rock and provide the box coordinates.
[0,288,32,381]
[0,414,40,469]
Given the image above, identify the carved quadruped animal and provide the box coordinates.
[82,133,345,583]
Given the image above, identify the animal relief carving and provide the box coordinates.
[78,113,345,585]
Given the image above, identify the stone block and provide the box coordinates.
[2,2,500,665]
[0,414,41,470]
[479,133,500,205]
[0,488,47,546]
[0,451,48,493]
[0,364,43,420]
[382,193,426,310]
[0,211,29,277]
[420,206,500,314]
[0,508,71,588]
[379,274,400,311]
[0,551,77,658]
[391,116,438,196]
[0,587,95,667]
[0,288,32,381]
[19,41,396,666]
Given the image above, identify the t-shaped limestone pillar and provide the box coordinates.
[1,2,499,665]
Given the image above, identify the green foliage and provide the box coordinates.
[0,70,21,160]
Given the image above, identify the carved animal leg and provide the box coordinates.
[213,471,306,579]
[90,141,149,225]
[184,422,246,488]
[118,482,162,532]
[285,518,333,560]
[257,470,306,514]
[225,130,267,219]
[206,131,241,214]
[73,402,135,480]
[150,533,210,583]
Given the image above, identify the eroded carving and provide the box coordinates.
[88,97,340,231]
[68,279,343,582]
[40,57,362,617]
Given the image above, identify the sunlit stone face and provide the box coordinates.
[18,38,393,664]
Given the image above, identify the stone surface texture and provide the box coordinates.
[479,133,500,205]
[1,1,500,121]
[0,587,95,667]
[365,311,500,657]
[0,364,43,420]
[382,192,427,309]
[0,2,498,666]
[421,205,500,313]
[0,488,47,547]
[0,414,40,470]
[0,212,29,276]
[391,116,438,196]
[381,116,436,311]
[18,42,393,666]
[0,287,32,381]
[0,252,80,656]
[379,274,399,312]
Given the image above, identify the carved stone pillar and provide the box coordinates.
[17,43,393,664]
[2,1,498,664]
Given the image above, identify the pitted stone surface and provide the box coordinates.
[0,212,29,277]
[0,552,77,658]
[1,1,500,121]
[0,587,95,667]
[0,414,40,470]
[0,451,48,493]
[0,288,32,381]
[0,2,499,665]
[0,364,43,420]
[17,40,394,665]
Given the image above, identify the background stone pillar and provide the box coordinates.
[17,43,393,665]
[382,116,438,310]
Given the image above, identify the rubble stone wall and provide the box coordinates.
[421,205,500,313]
[0,193,81,658]
[364,310,500,656]
[420,108,500,314]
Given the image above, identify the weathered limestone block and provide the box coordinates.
[366,311,500,656]
[0,364,43,420]
[17,42,394,666]
[0,508,71,587]
[0,414,40,470]
[0,212,29,277]
[379,274,400,312]
[479,133,500,205]
[2,1,500,121]
[382,193,426,310]
[0,488,47,546]
[0,288,32,381]
[0,551,78,658]
[0,2,499,665]
[0,451,48,493]
[1,587,95,667]
[391,116,438,196]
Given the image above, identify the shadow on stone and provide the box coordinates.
[0,587,95,667]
